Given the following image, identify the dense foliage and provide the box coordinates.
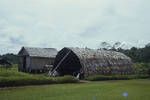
[0,53,19,64]
[132,63,150,75]
[118,45,150,63]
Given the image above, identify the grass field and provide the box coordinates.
[0,79,150,100]
[0,65,78,87]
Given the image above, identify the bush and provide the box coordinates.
[133,63,150,75]
[53,75,79,84]
[85,75,128,81]
[0,76,49,87]
[0,75,78,87]
[85,75,150,81]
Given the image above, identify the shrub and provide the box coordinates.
[85,74,150,81]
[133,63,150,75]
[0,75,78,87]
[54,75,78,83]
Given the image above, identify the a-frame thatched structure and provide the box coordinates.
[50,47,133,78]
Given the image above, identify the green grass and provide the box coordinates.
[0,65,78,87]
[0,65,150,99]
[0,79,149,100]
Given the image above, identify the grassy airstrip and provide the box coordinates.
[0,79,150,100]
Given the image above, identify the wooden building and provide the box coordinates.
[18,47,57,73]
[50,47,133,78]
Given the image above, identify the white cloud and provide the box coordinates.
[0,0,150,54]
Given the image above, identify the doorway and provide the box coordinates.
[23,56,26,70]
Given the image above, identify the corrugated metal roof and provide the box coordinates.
[20,47,57,58]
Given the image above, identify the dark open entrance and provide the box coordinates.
[23,56,26,70]
[53,48,82,77]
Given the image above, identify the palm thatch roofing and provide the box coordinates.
[51,47,133,77]
[18,47,57,58]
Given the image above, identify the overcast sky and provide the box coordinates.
[0,0,150,54]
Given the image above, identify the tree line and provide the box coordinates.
[0,53,19,64]
[0,42,150,64]
[99,42,150,63]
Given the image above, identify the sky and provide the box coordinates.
[0,0,150,54]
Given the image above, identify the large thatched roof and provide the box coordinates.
[68,47,132,67]
[52,47,133,77]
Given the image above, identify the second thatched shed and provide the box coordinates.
[51,47,133,77]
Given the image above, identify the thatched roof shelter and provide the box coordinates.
[51,47,133,77]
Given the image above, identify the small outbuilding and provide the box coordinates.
[18,47,57,73]
[50,47,133,78]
